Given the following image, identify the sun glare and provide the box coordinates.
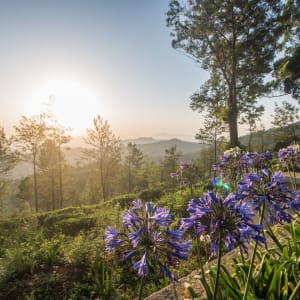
[29,79,101,134]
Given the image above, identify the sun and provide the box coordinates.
[30,79,101,134]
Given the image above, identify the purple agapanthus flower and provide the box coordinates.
[181,192,264,257]
[214,149,273,183]
[237,170,299,224]
[240,151,272,171]
[105,200,191,281]
[278,144,300,169]
[291,190,300,210]
[213,147,243,176]
[170,161,191,189]
[133,253,149,277]
[105,226,125,250]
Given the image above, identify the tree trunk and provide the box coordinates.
[128,165,132,193]
[228,19,238,148]
[228,85,239,148]
[33,153,38,212]
[248,132,253,152]
[58,140,63,209]
[99,163,106,201]
[51,170,55,211]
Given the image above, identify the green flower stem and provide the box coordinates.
[213,230,223,300]
[196,236,202,264]
[287,165,297,191]
[196,236,212,299]
[242,241,257,300]
[138,276,145,300]
[266,222,283,251]
[242,203,265,300]
[172,281,178,300]
[262,225,269,251]
[239,244,245,265]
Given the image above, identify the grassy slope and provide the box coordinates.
[0,189,199,300]
[0,202,122,300]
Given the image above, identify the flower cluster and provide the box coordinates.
[181,192,264,256]
[240,151,272,171]
[213,147,244,177]
[237,170,298,224]
[105,199,191,281]
[170,161,189,188]
[278,144,300,169]
[214,148,273,178]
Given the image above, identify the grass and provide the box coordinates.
[0,192,196,299]
[0,201,121,299]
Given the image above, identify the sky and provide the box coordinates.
[0,0,284,141]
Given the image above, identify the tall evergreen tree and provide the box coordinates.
[14,114,47,212]
[84,115,121,201]
[0,126,18,175]
[167,0,283,147]
[161,145,181,186]
[38,139,59,211]
[49,126,71,209]
[240,105,264,151]
[271,101,300,149]
[125,142,144,193]
[195,114,226,163]
[0,127,18,213]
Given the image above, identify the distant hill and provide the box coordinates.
[134,138,205,162]
[11,121,300,181]
[239,121,300,150]
[123,137,158,145]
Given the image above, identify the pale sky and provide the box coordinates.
[0,0,285,141]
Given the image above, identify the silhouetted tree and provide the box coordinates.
[125,142,144,193]
[240,105,264,151]
[84,115,121,201]
[195,114,226,164]
[161,145,181,187]
[271,101,300,149]
[16,176,34,212]
[14,114,47,212]
[38,139,59,210]
[0,126,18,175]
[49,125,71,208]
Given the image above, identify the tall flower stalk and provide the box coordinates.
[234,151,300,299]
[242,202,266,300]
[105,199,191,299]
[181,192,264,299]
[278,144,300,191]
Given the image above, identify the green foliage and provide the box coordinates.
[186,220,300,300]
[25,272,66,300]
[88,259,113,300]
[83,114,121,201]
[2,166,298,300]
[138,188,163,202]
[110,193,137,209]
[167,0,283,147]
[54,215,96,236]
[271,101,300,149]
[0,202,128,299]
[14,113,48,212]
[0,126,18,176]
[157,188,203,219]
[161,145,181,186]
